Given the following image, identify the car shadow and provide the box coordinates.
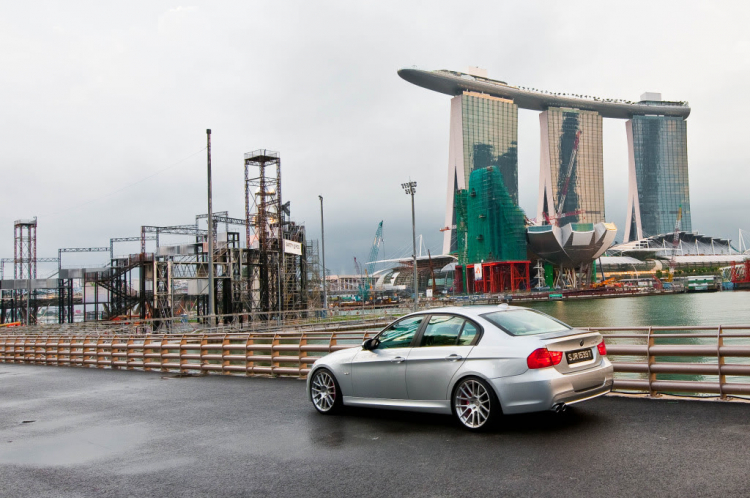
[329,405,602,435]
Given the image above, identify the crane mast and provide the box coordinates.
[555,130,583,220]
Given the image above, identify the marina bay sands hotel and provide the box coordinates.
[398,68,692,255]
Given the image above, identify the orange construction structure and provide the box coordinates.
[455,261,530,295]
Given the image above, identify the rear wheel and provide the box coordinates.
[310,368,343,414]
[452,377,500,431]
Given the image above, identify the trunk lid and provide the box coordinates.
[541,329,603,375]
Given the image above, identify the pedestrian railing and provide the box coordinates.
[0,330,381,377]
[589,326,750,399]
[2,325,750,399]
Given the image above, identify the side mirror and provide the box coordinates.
[362,338,378,350]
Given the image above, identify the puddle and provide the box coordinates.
[0,424,148,466]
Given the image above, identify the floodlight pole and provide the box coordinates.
[319,195,327,316]
[402,181,418,312]
[206,129,216,326]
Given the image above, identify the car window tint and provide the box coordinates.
[481,309,571,336]
[378,316,423,349]
[419,315,464,347]
[457,321,479,346]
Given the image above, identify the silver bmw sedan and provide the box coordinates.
[307,305,613,430]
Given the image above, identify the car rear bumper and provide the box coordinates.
[490,359,614,414]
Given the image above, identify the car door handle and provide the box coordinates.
[445,354,462,361]
[390,356,406,363]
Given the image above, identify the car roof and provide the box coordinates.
[412,304,525,319]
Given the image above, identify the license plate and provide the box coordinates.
[566,348,593,364]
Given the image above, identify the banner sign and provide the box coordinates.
[474,263,483,281]
[284,239,303,256]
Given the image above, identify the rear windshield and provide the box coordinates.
[480,309,571,336]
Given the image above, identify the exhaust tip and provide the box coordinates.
[552,403,567,413]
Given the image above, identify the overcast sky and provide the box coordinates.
[2,1,749,276]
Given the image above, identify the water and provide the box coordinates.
[521,291,750,395]
[522,291,750,328]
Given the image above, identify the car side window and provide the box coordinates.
[457,321,479,346]
[419,315,465,347]
[377,316,423,349]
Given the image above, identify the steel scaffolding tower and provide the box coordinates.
[245,150,283,313]
[14,218,37,279]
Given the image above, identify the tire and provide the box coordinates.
[309,368,343,415]
[451,376,501,431]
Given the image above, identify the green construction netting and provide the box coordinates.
[461,165,527,264]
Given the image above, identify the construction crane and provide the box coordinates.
[366,221,384,275]
[667,206,683,282]
[554,130,583,221]
[353,257,368,303]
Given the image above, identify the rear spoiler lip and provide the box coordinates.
[536,328,602,342]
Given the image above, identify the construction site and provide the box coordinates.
[0,149,323,327]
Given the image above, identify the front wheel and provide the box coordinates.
[452,377,500,431]
[310,368,343,414]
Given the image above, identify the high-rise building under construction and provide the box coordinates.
[444,85,518,254]
[538,107,605,226]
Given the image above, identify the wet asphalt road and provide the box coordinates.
[1,364,749,498]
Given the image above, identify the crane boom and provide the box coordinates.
[555,130,583,218]
[366,221,384,275]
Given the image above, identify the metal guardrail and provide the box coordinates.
[0,330,382,377]
[5,305,419,336]
[590,326,750,398]
[3,324,750,399]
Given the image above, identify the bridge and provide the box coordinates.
[0,363,748,497]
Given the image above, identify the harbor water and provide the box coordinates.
[524,291,750,328]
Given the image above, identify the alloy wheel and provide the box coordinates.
[454,379,492,429]
[311,370,337,412]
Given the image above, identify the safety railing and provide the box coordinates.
[589,325,750,398]
[0,330,381,377]
[3,325,750,399]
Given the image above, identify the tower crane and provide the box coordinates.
[668,206,683,282]
[554,130,583,224]
[366,221,384,275]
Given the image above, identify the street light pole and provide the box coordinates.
[206,129,215,326]
[318,195,327,316]
[401,181,418,312]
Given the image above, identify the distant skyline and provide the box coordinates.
[2,1,749,276]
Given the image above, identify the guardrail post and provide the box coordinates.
[179,336,187,375]
[271,333,280,377]
[245,335,253,376]
[298,333,307,379]
[647,327,657,397]
[222,334,230,375]
[160,336,169,373]
[200,336,208,375]
[717,325,726,400]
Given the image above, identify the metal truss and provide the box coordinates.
[141,225,207,253]
[58,247,109,272]
[110,236,156,260]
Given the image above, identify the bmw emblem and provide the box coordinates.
[580,339,584,347]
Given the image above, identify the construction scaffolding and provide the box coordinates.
[465,166,527,263]
[0,149,310,326]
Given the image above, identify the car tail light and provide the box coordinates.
[597,340,607,355]
[527,348,563,369]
